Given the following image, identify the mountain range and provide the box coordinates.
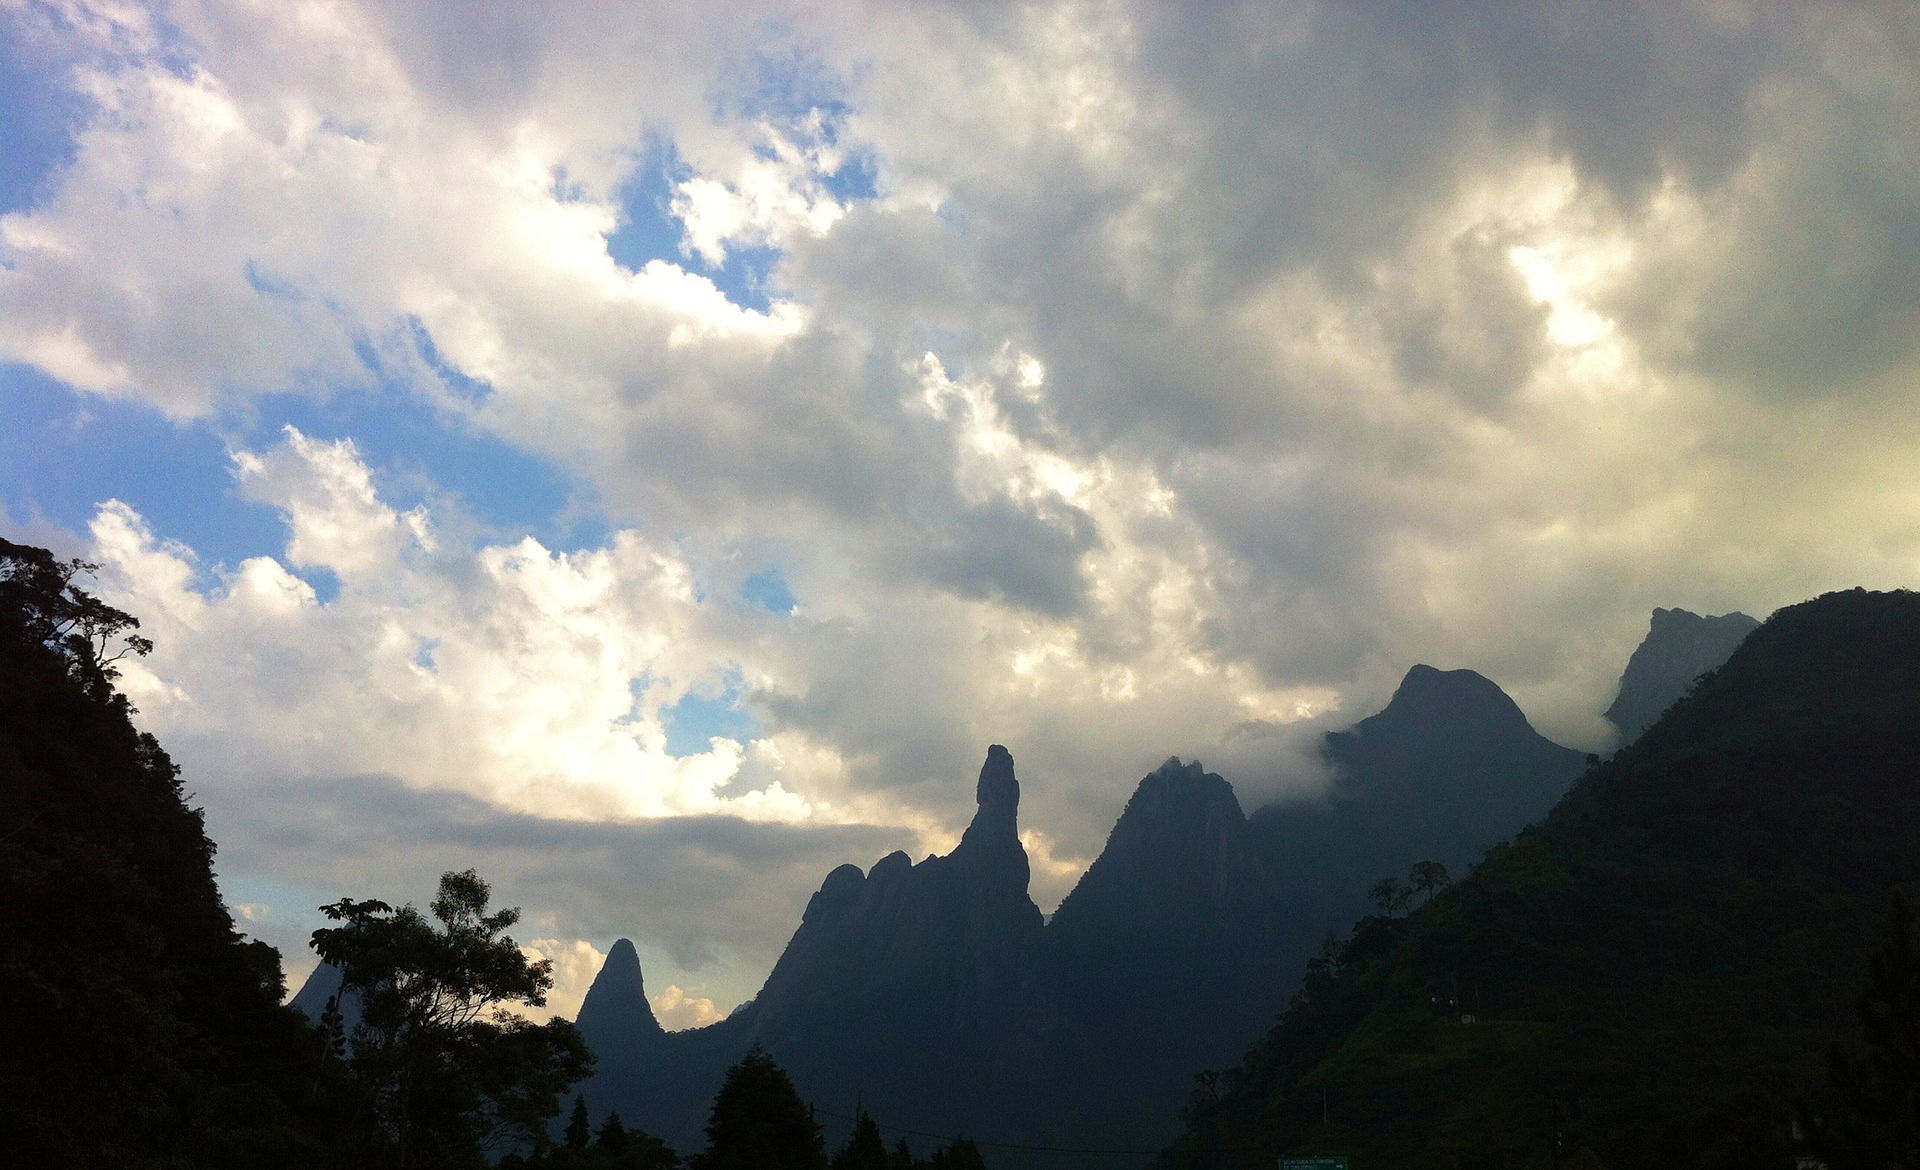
[530,606,1760,1160]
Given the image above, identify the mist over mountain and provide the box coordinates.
[1165,589,1920,1169]
[1246,664,1590,992]
[564,615,1794,1161]
[1605,607,1760,741]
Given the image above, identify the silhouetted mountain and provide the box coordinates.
[291,960,344,1021]
[580,746,1051,1154]
[1247,665,1589,996]
[1165,589,1920,1170]
[592,674,1593,1163]
[577,938,666,1042]
[562,938,682,1150]
[290,960,365,1039]
[1044,757,1288,1152]
[739,744,1048,1137]
[1605,606,1759,741]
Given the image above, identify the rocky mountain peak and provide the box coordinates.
[1365,664,1535,741]
[1052,757,1273,939]
[960,743,1020,848]
[575,938,664,1040]
[1606,608,1759,741]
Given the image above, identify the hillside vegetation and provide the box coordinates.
[0,540,351,1166]
[1164,589,1920,1170]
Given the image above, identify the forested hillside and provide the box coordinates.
[1163,589,1920,1170]
[0,540,350,1166]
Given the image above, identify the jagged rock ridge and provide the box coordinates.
[1605,607,1759,741]
[583,665,1608,1160]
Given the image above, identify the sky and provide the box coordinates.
[4,0,1920,1024]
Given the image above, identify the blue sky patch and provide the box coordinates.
[300,564,342,605]
[0,363,286,570]
[606,135,783,313]
[662,670,761,757]
[741,568,797,614]
[0,34,84,214]
[605,136,690,273]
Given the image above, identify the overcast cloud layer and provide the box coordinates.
[5,0,1920,1013]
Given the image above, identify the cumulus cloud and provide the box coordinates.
[521,938,607,1024]
[652,984,725,1032]
[9,0,1920,1001]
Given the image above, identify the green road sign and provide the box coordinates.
[1280,1159,1349,1170]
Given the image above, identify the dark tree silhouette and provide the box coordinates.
[0,538,151,692]
[567,1096,593,1151]
[1367,875,1411,917]
[692,1045,827,1170]
[1410,860,1451,906]
[312,869,592,1165]
[597,1111,630,1155]
[925,1137,987,1170]
[831,1107,888,1170]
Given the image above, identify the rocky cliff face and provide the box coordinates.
[738,744,1049,1136]
[1045,757,1289,1151]
[1605,607,1759,741]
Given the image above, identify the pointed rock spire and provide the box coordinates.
[575,938,665,1039]
[960,743,1020,848]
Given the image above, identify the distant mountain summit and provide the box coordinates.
[1046,757,1288,1151]
[1354,663,1539,745]
[1248,664,1589,996]
[1605,607,1758,741]
[576,938,664,1041]
[745,742,1047,1060]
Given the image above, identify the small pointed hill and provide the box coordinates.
[566,938,672,1135]
[1605,606,1759,741]
[576,938,666,1042]
[1044,757,1289,1152]
[1163,588,1920,1170]
[1247,665,1589,996]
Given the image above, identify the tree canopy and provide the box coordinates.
[693,1046,827,1170]
[0,540,350,1166]
[312,869,593,1167]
